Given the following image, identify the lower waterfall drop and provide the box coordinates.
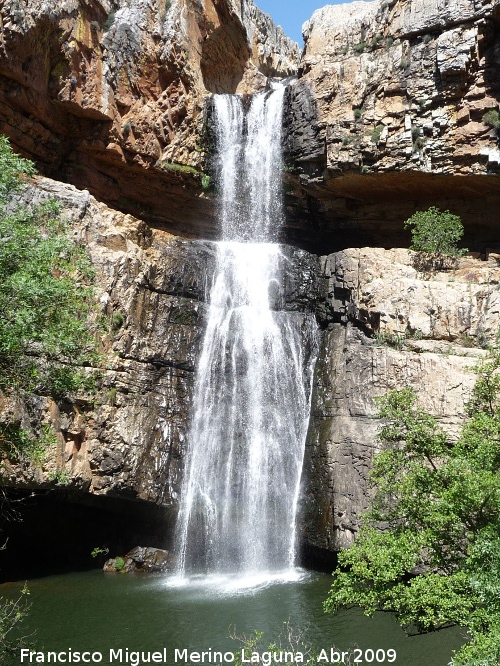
[174,85,318,585]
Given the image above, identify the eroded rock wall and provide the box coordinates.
[2,0,499,253]
[302,248,500,553]
[284,0,500,251]
[2,0,500,567]
[301,0,500,176]
[4,178,498,562]
[1,176,212,508]
[0,0,298,236]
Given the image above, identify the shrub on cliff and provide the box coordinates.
[0,136,99,461]
[483,109,500,130]
[324,348,500,665]
[404,206,467,270]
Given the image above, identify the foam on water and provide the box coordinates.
[165,568,310,597]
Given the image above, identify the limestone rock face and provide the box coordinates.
[3,0,499,253]
[285,0,500,252]
[329,248,500,342]
[0,0,298,237]
[1,176,212,508]
[302,247,500,553]
[3,0,500,565]
[2,181,499,560]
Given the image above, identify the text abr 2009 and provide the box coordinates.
[352,648,397,663]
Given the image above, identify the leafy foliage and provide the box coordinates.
[0,583,31,663]
[0,135,101,478]
[0,423,57,467]
[404,206,467,270]
[230,623,340,666]
[0,137,98,401]
[104,11,116,30]
[90,546,109,558]
[114,556,125,571]
[324,348,500,663]
[482,109,500,130]
[353,42,367,54]
[370,124,385,145]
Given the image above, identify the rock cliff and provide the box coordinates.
[2,0,500,252]
[1,176,210,509]
[302,248,500,555]
[1,0,500,571]
[285,0,500,251]
[0,0,298,236]
[3,175,498,569]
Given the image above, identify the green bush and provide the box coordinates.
[374,331,407,350]
[370,124,385,144]
[0,137,98,392]
[353,108,362,121]
[412,127,425,151]
[0,583,31,662]
[404,206,467,269]
[483,109,500,129]
[114,557,125,571]
[413,136,425,151]
[353,41,367,54]
[324,347,500,664]
[0,136,100,461]
[111,311,125,331]
[104,11,115,30]
[201,173,212,191]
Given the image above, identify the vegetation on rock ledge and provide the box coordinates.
[0,136,103,661]
[404,206,467,270]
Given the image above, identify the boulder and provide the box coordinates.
[103,546,174,573]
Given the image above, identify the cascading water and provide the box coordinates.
[174,85,318,584]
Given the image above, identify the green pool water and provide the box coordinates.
[2,570,465,666]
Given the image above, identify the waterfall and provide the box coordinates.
[174,86,318,583]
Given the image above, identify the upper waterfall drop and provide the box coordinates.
[174,85,318,586]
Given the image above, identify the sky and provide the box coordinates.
[256,0,372,44]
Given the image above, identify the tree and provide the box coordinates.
[404,206,467,270]
[0,136,100,462]
[0,581,31,664]
[324,348,500,665]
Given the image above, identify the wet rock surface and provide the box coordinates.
[104,546,175,572]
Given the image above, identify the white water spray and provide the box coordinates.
[174,87,318,583]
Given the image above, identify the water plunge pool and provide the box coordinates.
[4,570,465,665]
